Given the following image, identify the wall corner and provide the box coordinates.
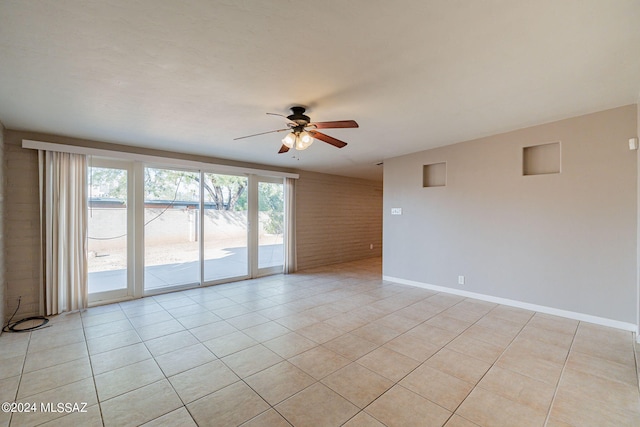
[0,120,5,333]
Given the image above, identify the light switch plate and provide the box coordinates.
[391,208,402,215]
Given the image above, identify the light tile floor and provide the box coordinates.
[1,258,639,426]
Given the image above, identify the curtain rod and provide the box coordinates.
[22,139,299,179]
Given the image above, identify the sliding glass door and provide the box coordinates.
[87,159,289,303]
[203,173,249,282]
[258,179,285,274]
[143,167,200,292]
[87,160,132,302]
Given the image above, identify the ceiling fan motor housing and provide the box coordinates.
[287,106,310,126]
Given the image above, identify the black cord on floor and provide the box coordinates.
[2,297,49,333]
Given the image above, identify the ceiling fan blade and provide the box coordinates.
[266,112,298,127]
[233,128,289,140]
[310,131,348,148]
[309,120,359,129]
[278,144,290,154]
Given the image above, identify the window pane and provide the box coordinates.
[203,173,248,282]
[87,167,128,294]
[144,168,200,290]
[258,181,284,270]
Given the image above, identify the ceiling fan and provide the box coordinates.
[234,106,359,153]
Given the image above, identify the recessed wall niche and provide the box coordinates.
[523,142,560,176]
[423,162,446,187]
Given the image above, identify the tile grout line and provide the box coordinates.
[88,304,194,425]
[19,261,629,427]
[437,304,537,426]
[345,296,528,426]
[633,333,640,398]
[175,287,305,426]
[8,329,32,427]
[239,372,296,427]
[343,293,471,425]
[110,294,243,425]
[81,307,118,427]
[541,320,580,427]
[126,287,281,425]
[87,289,314,426]
[12,319,90,426]
[134,296,208,426]
[15,310,113,426]
[231,280,441,426]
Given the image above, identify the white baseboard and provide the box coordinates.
[383,275,637,333]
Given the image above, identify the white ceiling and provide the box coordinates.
[1,1,639,181]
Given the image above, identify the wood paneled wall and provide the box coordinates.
[295,171,383,270]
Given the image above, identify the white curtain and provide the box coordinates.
[38,151,88,315]
[284,177,296,274]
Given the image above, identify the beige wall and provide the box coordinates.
[2,130,383,319]
[384,105,638,325]
[4,131,40,320]
[295,171,382,270]
[637,99,640,332]
[0,122,5,327]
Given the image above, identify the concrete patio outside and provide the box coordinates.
[89,243,283,294]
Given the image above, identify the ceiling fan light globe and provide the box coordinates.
[282,133,295,148]
[296,131,314,150]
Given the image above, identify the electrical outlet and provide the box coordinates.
[391,208,402,215]
[458,276,465,285]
